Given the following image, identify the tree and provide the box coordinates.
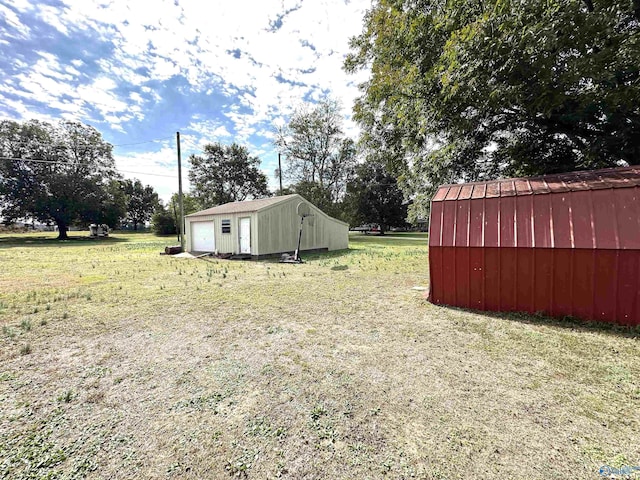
[98,179,127,228]
[189,143,270,206]
[151,203,176,235]
[346,0,640,219]
[0,119,118,239]
[122,179,159,230]
[151,193,202,238]
[275,97,357,204]
[289,180,334,212]
[345,161,407,234]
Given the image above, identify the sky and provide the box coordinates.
[0,0,371,202]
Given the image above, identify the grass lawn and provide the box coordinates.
[1,231,639,479]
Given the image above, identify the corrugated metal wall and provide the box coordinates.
[256,197,348,255]
[428,167,640,326]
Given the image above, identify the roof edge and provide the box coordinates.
[186,194,296,217]
[432,165,640,202]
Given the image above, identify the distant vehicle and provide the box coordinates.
[351,223,381,234]
[89,224,109,237]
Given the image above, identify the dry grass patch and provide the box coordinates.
[1,231,639,479]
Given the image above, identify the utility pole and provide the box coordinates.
[278,152,283,196]
[176,132,185,252]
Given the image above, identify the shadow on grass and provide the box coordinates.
[266,235,430,263]
[0,234,130,247]
[249,248,363,264]
[301,248,364,262]
[436,301,640,339]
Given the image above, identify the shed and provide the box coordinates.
[428,165,640,326]
[185,194,349,258]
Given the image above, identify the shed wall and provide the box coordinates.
[429,186,640,326]
[255,198,348,255]
[430,189,640,249]
[429,247,640,325]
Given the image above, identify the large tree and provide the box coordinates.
[346,0,640,220]
[189,142,270,206]
[0,120,119,239]
[275,97,357,205]
[99,179,128,229]
[345,161,407,234]
[122,178,159,230]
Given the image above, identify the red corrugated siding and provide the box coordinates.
[429,247,640,325]
[428,166,640,326]
[429,184,640,249]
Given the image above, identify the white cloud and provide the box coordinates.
[181,120,235,153]
[37,5,70,35]
[97,59,148,86]
[0,3,32,37]
[53,0,370,122]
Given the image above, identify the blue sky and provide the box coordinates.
[0,0,370,201]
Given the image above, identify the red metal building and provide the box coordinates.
[428,165,640,326]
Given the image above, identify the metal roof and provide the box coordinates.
[186,195,298,217]
[432,165,640,202]
[429,165,640,250]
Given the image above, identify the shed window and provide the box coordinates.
[221,219,231,234]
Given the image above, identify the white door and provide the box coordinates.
[239,217,251,254]
[191,222,215,252]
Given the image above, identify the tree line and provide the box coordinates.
[0,108,406,240]
[0,120,160,238]
[181,0,639,228]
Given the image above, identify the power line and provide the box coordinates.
[0,157,177,178]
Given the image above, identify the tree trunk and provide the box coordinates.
[133,221,138,231]
[55,220,69,240]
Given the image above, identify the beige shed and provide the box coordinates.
[185,194,349,257]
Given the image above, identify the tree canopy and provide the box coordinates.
[275,97,357,206]
[0,119,119,238]
[151,202,177,236]
[100,179,128,229]
[346,0,640,220]
[345,160,407,233]
[122,178,159,230]
[189,142,270,206]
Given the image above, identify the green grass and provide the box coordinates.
[0,231,638,479]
